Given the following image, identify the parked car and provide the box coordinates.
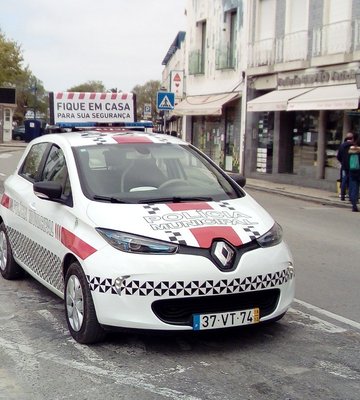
[12,125,25,141]
[0,130,295,343]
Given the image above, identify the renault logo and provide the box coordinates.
[211,241,236,271]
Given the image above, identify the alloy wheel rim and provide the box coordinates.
[0,231,8,272]
[66,274,84,332]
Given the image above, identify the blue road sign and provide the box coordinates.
[157,91,175,110]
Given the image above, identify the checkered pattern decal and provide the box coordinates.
[243,225,261,241]
[87,267,293,297]
[7,227,64,292]
[143,205,162,215]
[164,230,187,245]
[218,201,236,211]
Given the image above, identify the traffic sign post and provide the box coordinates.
[157,91,175,133]
[157,92,175,111]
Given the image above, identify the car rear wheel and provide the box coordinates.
[0,222,23,280]
[65,261,106,344]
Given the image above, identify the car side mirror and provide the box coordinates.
[33,181,63,200]
[228,173,246,188]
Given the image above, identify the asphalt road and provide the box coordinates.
[0,149,359,400]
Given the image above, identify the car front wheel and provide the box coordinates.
[65,261,106,344]
[0,222,23,280]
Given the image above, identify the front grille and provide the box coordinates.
[152,289,280,326]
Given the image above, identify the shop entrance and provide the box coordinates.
[292,111,319,174]
[192,116,222,166]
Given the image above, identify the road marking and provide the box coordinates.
[294,299,360,331]
[288,309,346,333]
[317,360,360,380]
[0,336,202,400]
[0,153,13,159]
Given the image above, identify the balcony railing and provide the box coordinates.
[312,20,351,56]
[248,20,358,68]
[215,45,236,70]
[189,49,205,75]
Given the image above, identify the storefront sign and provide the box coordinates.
[278,67,360,89]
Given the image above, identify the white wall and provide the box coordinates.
[184,0,247,96]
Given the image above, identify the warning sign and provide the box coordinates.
[170,70,184,99]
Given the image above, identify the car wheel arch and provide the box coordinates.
[62,253,82,282]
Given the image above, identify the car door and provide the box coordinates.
[28,144,74,295]
[3,141,51,274]
[4,142,72,295]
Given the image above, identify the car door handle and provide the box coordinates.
[29,202,36,211]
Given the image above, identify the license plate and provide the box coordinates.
[193,308,260,330]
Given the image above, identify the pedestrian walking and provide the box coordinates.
[337,132,354,201]
[348,134,360,212]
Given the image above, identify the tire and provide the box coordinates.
[265,311,287,325]
[0,222,23,280]
[64,261,106,344]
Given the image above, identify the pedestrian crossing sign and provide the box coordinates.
[157,91,175,110]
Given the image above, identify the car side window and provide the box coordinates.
[20,142,49,182]
[41,145,72,201]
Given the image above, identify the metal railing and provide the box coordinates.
[215,45,236,70]
[248,20,357,68]
[189,49,205,75]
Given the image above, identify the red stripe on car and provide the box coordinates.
[167,202,213,211]
[0,194,10,208]
[113,135,153,144]
[61,228,97,259]
[190,226,243,248]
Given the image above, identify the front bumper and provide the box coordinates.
[84,241,295,330]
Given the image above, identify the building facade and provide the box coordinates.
[246,0,360,190]
[162,0,248,172]
[161,0,360,191]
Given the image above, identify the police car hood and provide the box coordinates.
[86,195,274,248]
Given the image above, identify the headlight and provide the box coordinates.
[96,228,178,254]
[257,223,283,248]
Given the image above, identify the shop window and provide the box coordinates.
[292,112,318,174]
[224,104,240,172]
[256,112,273,173]
[325,110,343,169]
[192,116,222,167]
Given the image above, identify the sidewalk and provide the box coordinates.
[0,141,349,209]
[246,178,349,208]
[0,141,27,152]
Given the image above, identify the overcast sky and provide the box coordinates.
[0,0,186,93]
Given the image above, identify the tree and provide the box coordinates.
[0,30,23,86]
[132,80,161,121]
[0,31,47,124]
[67,80,106,92]
[13,71,48,124]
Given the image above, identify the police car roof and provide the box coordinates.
[37,129,187,148]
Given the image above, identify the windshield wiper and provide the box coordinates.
[92,195,128,203]
[138,196,213,204]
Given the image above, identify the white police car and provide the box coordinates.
[0,130,295,343]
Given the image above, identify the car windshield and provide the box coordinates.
[73,143,243,203]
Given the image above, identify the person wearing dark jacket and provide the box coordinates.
[348,135,360,212]
[337,132,354,200]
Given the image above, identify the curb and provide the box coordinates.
[246,184,350,209]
